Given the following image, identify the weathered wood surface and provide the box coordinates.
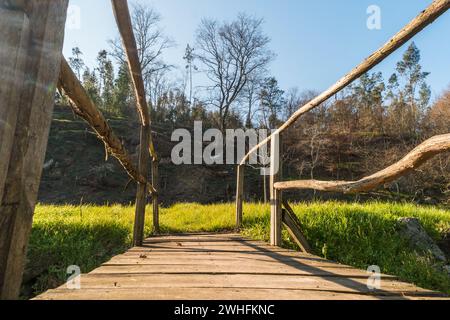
[270,133,282,246]
[0,6,29,207]
[151,159,160,233]
[35,233,447,300]
[235,165,244,229]
[0,0,68,300]
[111,0,157,160]
[275,134,450,193]
[133,125,150,246]
[111,0,159,246]
[282,201,312,254]
[239,0,450,166]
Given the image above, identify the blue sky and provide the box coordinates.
[64,0,450,99]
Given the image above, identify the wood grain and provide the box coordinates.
[275,134,450,193]
[0,0,68,299]
[35,233,447,300]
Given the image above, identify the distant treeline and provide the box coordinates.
[58,3,450,203]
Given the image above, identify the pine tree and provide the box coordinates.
[259,77,285,129]
[113,62,133,116]
[350,72,385,133]
[82,68,101,106]
[96,50,115,113]
[68,47,85,80]
[395,42,431,134]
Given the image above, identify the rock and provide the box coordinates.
[444,265,450,276]
[397,217,447,263]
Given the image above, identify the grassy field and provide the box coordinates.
[27,201,450,297]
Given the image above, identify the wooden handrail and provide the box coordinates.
[111,0,157,161]
[236,0,450,243]
[239,0,449,166]
[274,134,450,193]
[111,0,160,243]
[58,57,157,194]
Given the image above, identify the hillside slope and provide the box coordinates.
[39,106,248,205]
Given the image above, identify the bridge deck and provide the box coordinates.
[35,233,447,300]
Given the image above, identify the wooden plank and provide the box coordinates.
[35,233,447,300]
[282,201,313,254]
[235,165,244,229]
[93,264,385,281]
[103,257,365,272]
[270,133,282,246]
[35,287,397,301]
[40,273,440,297]
[0,0,68,300]
[55,274,419,295]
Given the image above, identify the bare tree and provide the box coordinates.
[195,13,274,130]
[109,2,174,105]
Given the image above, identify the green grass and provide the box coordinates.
[27,201,450,297]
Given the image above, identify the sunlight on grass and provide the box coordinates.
[29,201,450,297]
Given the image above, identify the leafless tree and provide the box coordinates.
[109,2,174,105]
[195,13,274,130]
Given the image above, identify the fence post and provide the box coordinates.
[0,0,69,299]
[0,4,29,207]
[270,132,283,246]
[235,165,244,229]
[152,158,160,233]
[133,125,150,246]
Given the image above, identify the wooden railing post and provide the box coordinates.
[0,3,29,207]
[152,158,160,233]
[0,0,68,300]
[112,0,159,245]
[133,125,150,246]
[270,132,282,246]
[235,165,244,229]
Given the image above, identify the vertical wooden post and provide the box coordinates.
[263,175,267,203]
[270,132,283,246]
[151,158,160,233]
[133,125,150,246]
[0,3,29,206]
[112,0,160,246]
[0,0,68,300]
[235,165,244,229]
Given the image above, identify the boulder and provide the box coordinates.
[397,217,447,263]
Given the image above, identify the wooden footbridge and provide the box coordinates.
[1,0,449,300]
[35,233,446,300]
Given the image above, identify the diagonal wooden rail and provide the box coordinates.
[239,0,450,167]
[58,57,156,194]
